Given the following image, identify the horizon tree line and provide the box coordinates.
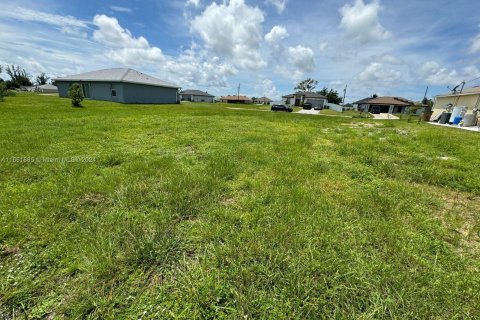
[0,64,52,89]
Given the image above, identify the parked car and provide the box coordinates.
[271,104,293,112]
[314,105,324,110]
[371,106,381,114]
[303,102,313,110]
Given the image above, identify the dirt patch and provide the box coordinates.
[220,196,236,206]
[342,122,381,129]
[77,193,107,206]
[433,187,480,257]
[1,246,20,257]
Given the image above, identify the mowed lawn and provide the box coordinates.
[0,94,479,319]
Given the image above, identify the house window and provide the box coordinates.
[81,83,90,98]
[111,89,117,97]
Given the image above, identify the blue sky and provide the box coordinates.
[1,0,479,102]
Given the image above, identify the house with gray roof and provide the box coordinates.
[180,90,214,103]
[55,68,180,104]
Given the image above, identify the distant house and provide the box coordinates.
[221,95,253,104]
[253,97,272,105]
[180,90,215,103]
[282,92,328,109]
[55,68,180,104]
[34,84,58,94]
[352,96,413,114]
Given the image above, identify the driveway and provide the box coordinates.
[370,113,399,120]
[296,109,352,118]
[297,109,320,115]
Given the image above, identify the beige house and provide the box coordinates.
[433,86,480,114]
[352,96,413,114]
[220,95,253,104]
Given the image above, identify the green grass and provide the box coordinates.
[1,93,479,319]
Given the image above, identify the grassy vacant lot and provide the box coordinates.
[1,94,479,319]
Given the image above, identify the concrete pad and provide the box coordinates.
[427,122,480,133]
[370,113,399,120]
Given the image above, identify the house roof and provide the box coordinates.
[353,96,413,106]
[352,97,372,105]
[282,91,327,99]
[221,95,252,101]
[36,84,58,90]
[436,86,480,98]
[180,89,214,97]
[55,68,180,89]
[254,97,272,102]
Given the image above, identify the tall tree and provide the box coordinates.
[317,87,343,104]
[371,93,378,98]
[6,65,32,88]
[294,78,318,92]
[35,73,50,85]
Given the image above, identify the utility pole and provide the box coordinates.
[423,86,429,101]
[343,84,348,105]
[237,83,240,104]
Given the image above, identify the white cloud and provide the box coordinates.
[318,42,330,52]
[91,15,235,87]
[339,0,391,43]
[265,25,289,44]
[191,0,266,69]
[110,6,133,13]
[267,0,287,14]
[163,48,237,87]
[469,33,480,54]
[418,61,479,86]
[358,62,402,82]
[287,45,316,73]
[373,53,403,65]
[253,78,281,100]
[186,0,201,7]
[92,15,165,65]
[0,4,88,38]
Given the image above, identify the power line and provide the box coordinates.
[465,75,480,84]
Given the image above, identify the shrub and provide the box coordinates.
[68,83,84,107]
[0,82,15,102]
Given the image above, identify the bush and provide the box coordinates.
[0,82,15,102]
[68,83,84,107]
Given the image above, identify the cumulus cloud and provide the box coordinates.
[287,45,316,73]
[418,61,479,86]
[265,25,289,44]
[186,0,201,7]
[469,33,480,54]
[191,0,266,69]
[340,0,391,43]
[373,53,403,65]
[254,78,282,100]
[358,62,402,82]
[92,15,165,65]
[91,15,235,87]
[163,48,237,87]
[267,0,288,14]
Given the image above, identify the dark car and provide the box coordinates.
[303,102,313,110]
[371,106,381,114]
[271,104,293,113]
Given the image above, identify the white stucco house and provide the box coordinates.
[282,92,328,109]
